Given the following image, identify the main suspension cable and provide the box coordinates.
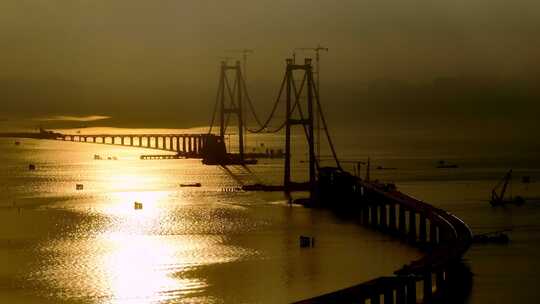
[207,72,224,135]
[246,74,288,133]
[311,80,341,169]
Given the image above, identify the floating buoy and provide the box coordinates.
[134,201,143,210]
[76,184,84,190]
[28,164,36,170]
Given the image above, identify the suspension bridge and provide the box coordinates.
[2,57,341,193]
[1,57,473,304]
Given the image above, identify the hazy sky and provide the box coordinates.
[1,0,539,128]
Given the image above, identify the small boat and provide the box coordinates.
[180,183,202,187]
[490,169,525,206]
[76,184,84,190]
[376,166,397,170]
[14,141,21,146]
[436,160,458,168]
[473,230,510,244]
[134,202,143,210]
[28,164,36,170]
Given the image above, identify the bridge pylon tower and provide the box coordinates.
[218,60,245,162]
[284,58,316,194]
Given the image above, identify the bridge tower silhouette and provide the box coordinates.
[284,58,316,192]
[215,60,246,162]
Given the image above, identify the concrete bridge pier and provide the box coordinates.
[419,215,427,244]
[362,204,369,225]
[396,284,406,304]
[383,289,394,304]
[399,205,407,237]
[406,278,417,304]
[423,271,433,303]
[430,221,438,245]
[435,270,445,297]
[409,210,417,243]
[380,204,388,230]
[389,203,397,233]
[371,204,379,228]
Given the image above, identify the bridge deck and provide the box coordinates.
[1,132,215,158]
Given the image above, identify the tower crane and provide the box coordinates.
[226,49,254,81]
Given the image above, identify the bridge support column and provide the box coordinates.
[399,206,406,236]
[389,203,397,232]
[380,204,388,229]
[430,221,438,245]
[362,204,369,225]
[371,204,378,228]
[435,270,445,297]
[419,215,427,244]
[384,289,394,304]
[423,272,433,303]
[182,137,186,153]
[409,211,417,243]
[121,137,125,145]
[396,284,406,304]
[407,278,416,304]
[370,294,380,304]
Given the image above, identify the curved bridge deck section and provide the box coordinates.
[295,182,473,304]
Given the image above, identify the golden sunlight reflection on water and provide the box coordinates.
[87,169,207,303]
[101,233,206,303]
[1,137,423,303]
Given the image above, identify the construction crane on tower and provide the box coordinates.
[226,49,254,82]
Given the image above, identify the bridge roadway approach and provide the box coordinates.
[0,131,217,158]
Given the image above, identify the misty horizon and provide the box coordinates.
[1,0,539,133]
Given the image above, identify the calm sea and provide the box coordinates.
[1,127,539,303]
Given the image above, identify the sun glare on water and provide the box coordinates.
[84,162,207,303]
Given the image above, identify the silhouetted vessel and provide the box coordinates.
[473,231,510,244]
[490,169,525,206]
[437,160,458,168]
[180,183,202,187]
